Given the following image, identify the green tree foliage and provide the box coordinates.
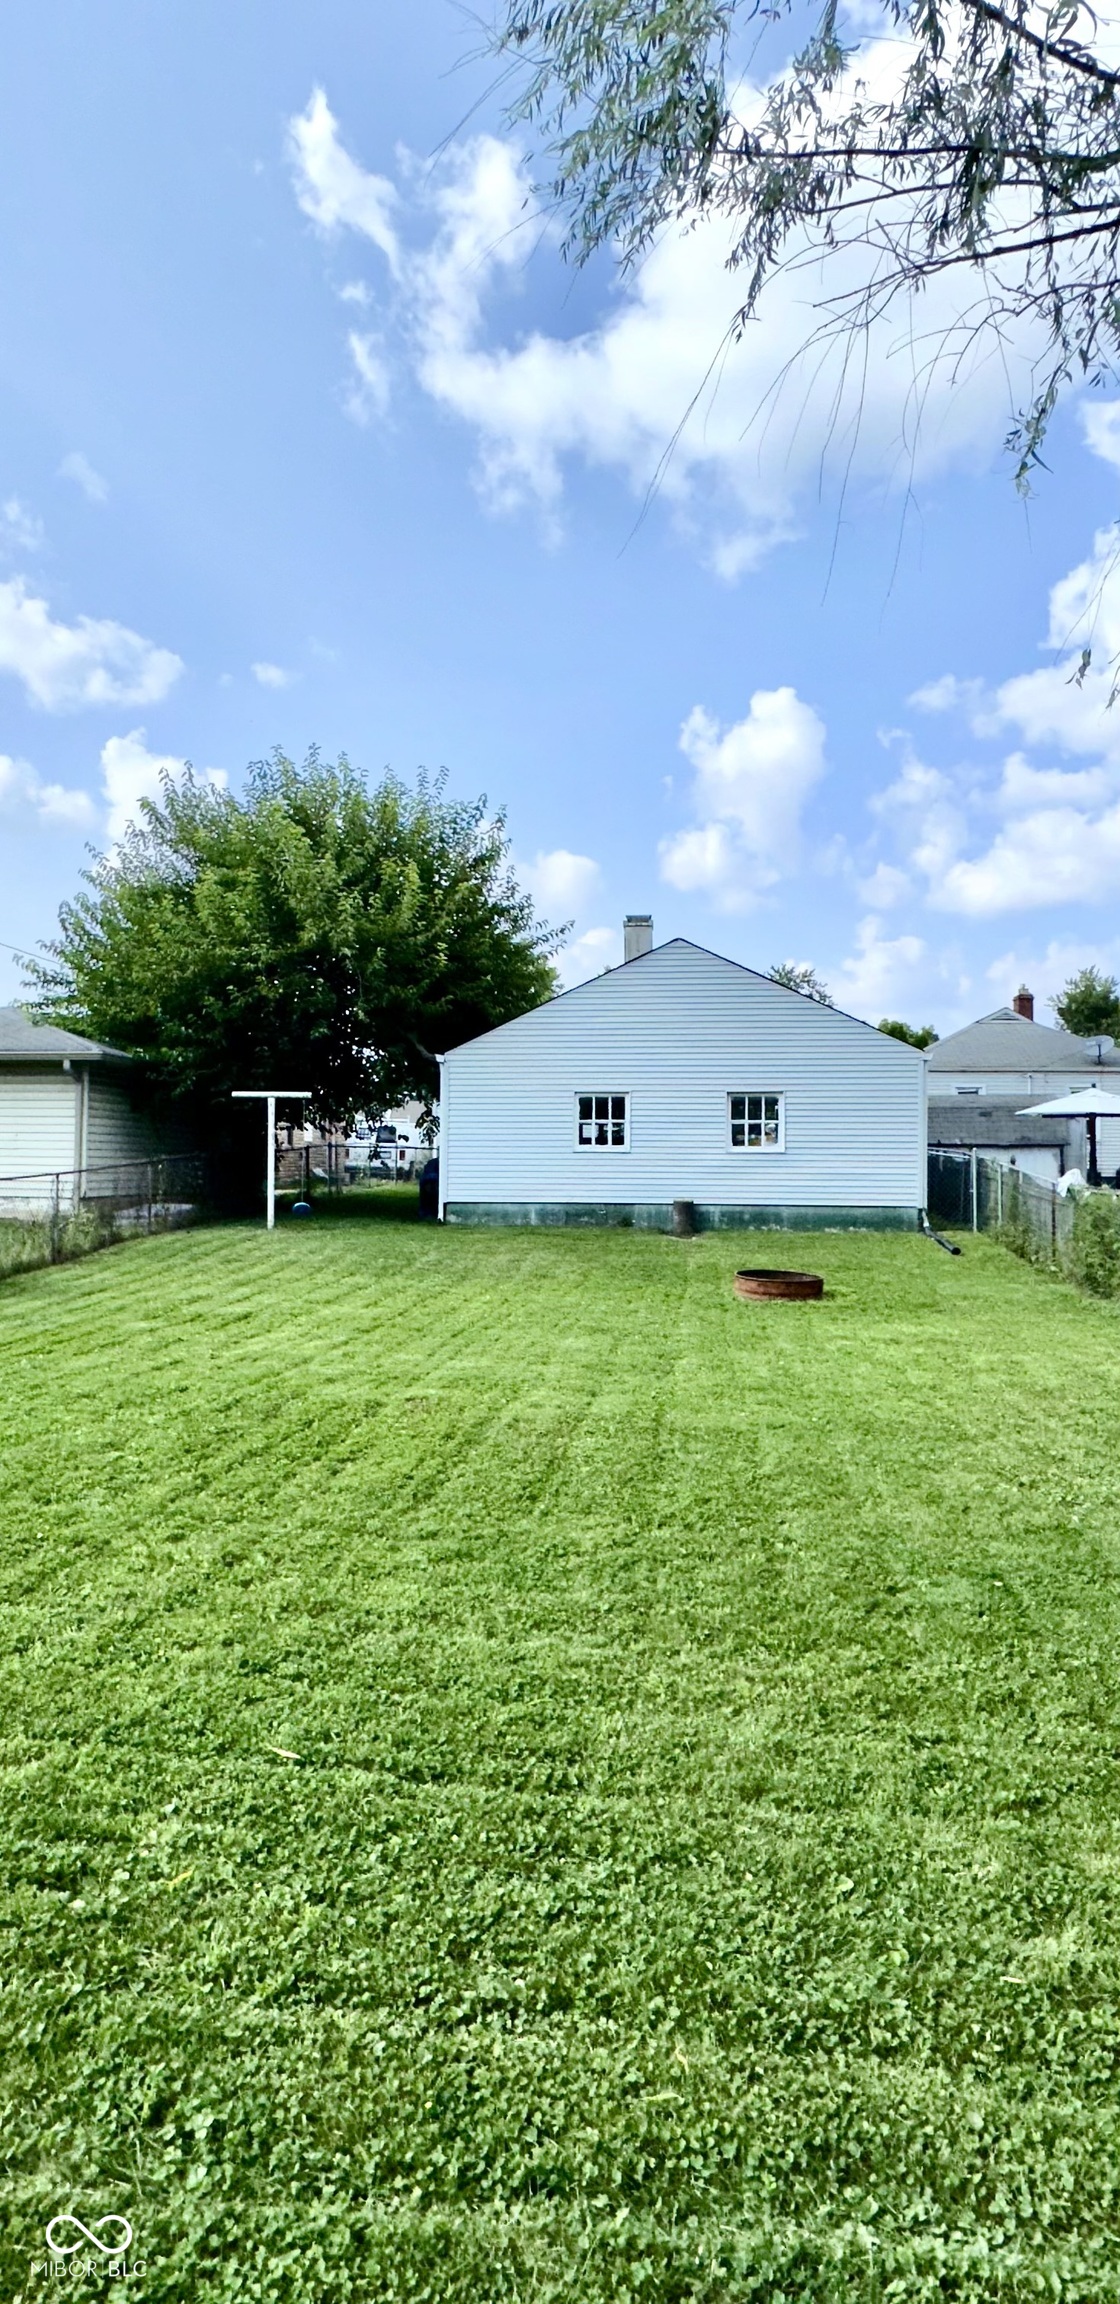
[1053,964,1120,1040]
[497,0,1120,482]
[27,752,559,1126]
[1069,1187,1120,1294]
[878,1017,939,1047]
[768,960,833,1003]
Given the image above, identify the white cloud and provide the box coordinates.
[555,925,620,987]
[100,729,225,844]
[660,819,739,896]
[871,749,969,896]
[831,916,930,1017]
[289,81,1042,566]
[661,688,827,907]
[875,514,1120,916]
[680,692,826,843]
[0,579,182,712]
[58,452,108,505]
[519,847,610,981]
[251,660,290,690]
[995,751,1118,811]
[985,936,1120,1022]
[344,332,391,424]
[339,280,371,307]
[856,861,912,908]
[410,138,1039,560]
[288,88,399,275]
[975,527,1120,761]
[1081,399,1120,472]
[867,733,1120,917]
[0,751,95,829]
[908,674,984,715]
[0,498,44,557]
[935,802,1120,915]
[522,847,601,916]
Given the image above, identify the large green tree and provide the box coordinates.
[878,1016,938,1047]
[1053,964,1120,1038]
[28,751,559,1126]
[497,0,1120,482]
[768,958,833,1003]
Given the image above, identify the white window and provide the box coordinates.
[576,1092,629,1149]
[729,1092,784,1151]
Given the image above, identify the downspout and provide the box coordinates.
[437,1055,448,1222]
[64,1059,90,1211]
[75,1063,91,1212]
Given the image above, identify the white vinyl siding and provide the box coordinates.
[0,1067,77,1181]
[85,1074,159,1169]
[441,941,926,1211]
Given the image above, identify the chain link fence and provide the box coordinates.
[275,1140,427,1195]
[0,1153,212,1283]
[928,1151,1077,1265]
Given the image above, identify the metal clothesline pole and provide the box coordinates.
[231,1091,311,1229]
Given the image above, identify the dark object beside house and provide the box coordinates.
[735,1269,824,1301]
[418,1157,439,1220]
[927,1098,1071,1158]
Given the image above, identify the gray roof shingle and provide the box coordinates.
[0,1007,132,1063]
[927,1096,1072,1149]
[927,1006,1120,1074]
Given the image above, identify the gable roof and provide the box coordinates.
[927,1005,1120,1074]
[0,1007,133,1063]
[441,937,925,1060]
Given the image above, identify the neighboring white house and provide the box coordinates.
[437,931,926,1229]
[0,1008,171,1207]
[928,986,1120,1179]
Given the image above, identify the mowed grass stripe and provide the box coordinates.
[1,1214,1120,2299]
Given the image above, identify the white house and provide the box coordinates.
[928,986,1120,1180]
[0,1008,172,1207]
[437,929,926,1230]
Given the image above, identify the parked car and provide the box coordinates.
[418,1157,439,1220]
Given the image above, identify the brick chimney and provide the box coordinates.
[1012,985,1034,1021]
[623,915,653,963]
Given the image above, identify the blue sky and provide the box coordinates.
[2,0,1120,1032]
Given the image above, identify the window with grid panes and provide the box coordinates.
[729,1092,783,1149]
[576,1093,628,1148]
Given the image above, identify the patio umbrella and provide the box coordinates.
[1017,1084,1120,1188]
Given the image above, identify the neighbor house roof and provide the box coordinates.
[927,1097,1071,1149]
[0,1007,133,1063]
[927,1006,1120,1074]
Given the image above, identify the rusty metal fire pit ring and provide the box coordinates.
[734,1268,824,1302]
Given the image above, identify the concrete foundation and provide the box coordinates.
[443,1203,921,1232]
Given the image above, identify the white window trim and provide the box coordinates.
[574,1091,630,1152]
[727,1091,785,1153]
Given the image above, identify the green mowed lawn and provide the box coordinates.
[3,1211,1120,2301]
